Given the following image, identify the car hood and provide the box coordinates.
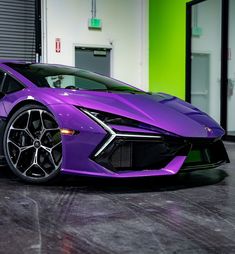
[42,89,224,138]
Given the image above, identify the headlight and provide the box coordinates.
[80,108,139,126]
[79,107,178,136]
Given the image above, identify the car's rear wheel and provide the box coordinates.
[4,104,62,183]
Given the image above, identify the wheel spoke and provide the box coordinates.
[23,165,33,176]
[37,164,49,177]
[39,110,47,139]
[23,149,48,177]
[33,149,38,164]
[51,142,62,166]
[40,145,57,167]
[50,153,57,167]
[10,126,25,131]
[15,154,21,167]
[39,128,46,140]
[8,139,20,149]
[10,125,35,141]
[8,134,33,149]
[41,145,51,153]
[39,110,45,129]
[40,128,60,141]
[52,141,62,150]
[20,145,34,152]
[20,148,35,174]
[26,110,31,129]
[15,145,34,168]
[23,164,49,178]
[25,129,35,141]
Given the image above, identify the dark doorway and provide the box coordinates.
[75,47,111,77]
[186,0,234,141]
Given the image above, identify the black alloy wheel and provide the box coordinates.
[4,104,62,183]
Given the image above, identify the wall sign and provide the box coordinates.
[55,38,61,53]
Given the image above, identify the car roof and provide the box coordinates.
[0,60,79,70]
[0,59,31,64]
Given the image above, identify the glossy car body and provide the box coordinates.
[0,60,229,182]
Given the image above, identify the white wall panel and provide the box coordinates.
[41,0,149,90]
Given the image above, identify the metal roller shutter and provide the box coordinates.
[0,0,36,62]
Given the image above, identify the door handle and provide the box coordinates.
[191,90,208,95]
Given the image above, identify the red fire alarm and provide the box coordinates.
[55,38,61,53]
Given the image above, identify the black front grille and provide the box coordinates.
[93,137,190,172]
[182,139,229,170]
[93,135,229,173]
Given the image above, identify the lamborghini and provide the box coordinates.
[0,60,229,183]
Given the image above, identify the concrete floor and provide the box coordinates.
[0,143,235,254]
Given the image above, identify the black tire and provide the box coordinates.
[3,104,62,184]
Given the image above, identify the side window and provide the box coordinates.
[75,76,107,90]
[3,75,24,94]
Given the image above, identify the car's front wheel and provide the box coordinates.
[4,104,62,183]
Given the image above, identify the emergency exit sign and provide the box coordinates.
[88,18,102,30]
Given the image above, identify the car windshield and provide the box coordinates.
[6,63,143,93]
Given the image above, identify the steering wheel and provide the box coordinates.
[65,85,77,90]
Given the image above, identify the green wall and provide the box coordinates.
[149,0,190,99]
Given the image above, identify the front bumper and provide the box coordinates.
[54,105,229,178]
[61,130,229,178]
[61,135,228,178]
[93,135,229,173]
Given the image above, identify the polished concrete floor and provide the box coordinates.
[0,142,235,254]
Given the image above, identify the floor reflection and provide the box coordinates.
[0,143,234,254]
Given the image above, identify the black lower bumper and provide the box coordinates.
[181,138,229,171]
[93,136,229,173]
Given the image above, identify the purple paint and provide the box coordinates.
[0,61,227,178]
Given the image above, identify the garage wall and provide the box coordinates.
[41,0,149,90]
[149,0,190,99]
[0,0,36,62]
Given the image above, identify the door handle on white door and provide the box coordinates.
[191,90,208,95]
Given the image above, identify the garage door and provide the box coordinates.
[0,0,38,62]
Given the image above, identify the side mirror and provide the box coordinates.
[0,92,5,99]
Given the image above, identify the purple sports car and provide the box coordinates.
[0,60,229,183]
